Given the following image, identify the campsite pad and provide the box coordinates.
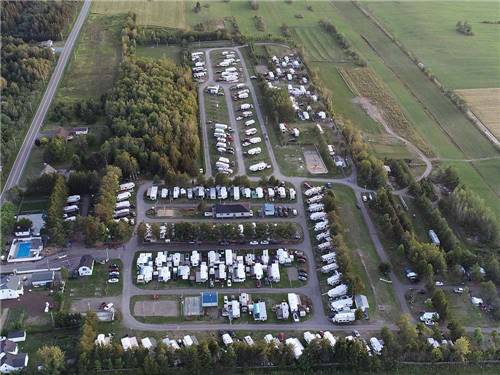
[134,300,179,317]
[304,149,328,174]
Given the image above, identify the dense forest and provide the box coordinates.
[0,0,77,186]
[105,58,201,178]
[1,36,54,184]
[0,0,78,42]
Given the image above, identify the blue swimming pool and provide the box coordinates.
[17,242,31,258]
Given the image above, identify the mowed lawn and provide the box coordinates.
[53,13,122,105]
[334,185,399,322]
[362,1,500,89]
[93,0,186,28]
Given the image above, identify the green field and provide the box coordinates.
[333,185,399,322]
[53,13,122,105]
[136,45,182,63]
[362,1,500,89]
[93,0,187,28]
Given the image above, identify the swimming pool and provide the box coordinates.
[16,242,31,258]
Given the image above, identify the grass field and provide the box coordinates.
[333,185,399,322]
[292,26,347,62]
[362,1,500,89]
[332,1,498,160]
[53,13,122,106]
[93,0,186,28]
[456,88,500,139]
[136,44,182,63]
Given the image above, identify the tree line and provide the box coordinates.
[45,175,69,245]
[78,166,132,246]
[342,121,387,189]
[31,312,500,375]
[1,0,78,42]
[137,221,298,243]
[260,83,296,123]
[322,189,366,294]
[319,20,367,67]
[1,36,54,186]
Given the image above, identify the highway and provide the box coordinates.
[0,0,91,202]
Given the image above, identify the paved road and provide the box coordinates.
[0,0,92,202]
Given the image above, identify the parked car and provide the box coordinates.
[108,278,119,283]
[298,275,308,281]
[453,287,464,294]
[435,281,444,286]
[260,240,269,245]
[249,240,259,245]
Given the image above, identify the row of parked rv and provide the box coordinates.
[210,122,237,174]
[214,50,241,83]
[221,292,309,323]
[191,51,207,80]
[145,184,297,201]
[113,182,136,222]
[63,194,82,222]
[135,248,301,287]
[303,183,358,324]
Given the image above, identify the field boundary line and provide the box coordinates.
[337,67,360,97]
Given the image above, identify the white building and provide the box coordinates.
[0,276,23,301]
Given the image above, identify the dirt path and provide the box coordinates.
[353,96,433,181]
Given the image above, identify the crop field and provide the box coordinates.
[362,1,500,89]
[53,13,122,106]
[340,67,432,156]
[456,88,500,139]
[92,0,186,28]
[333,1,499,160]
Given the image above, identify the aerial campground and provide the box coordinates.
[1,0,500,374]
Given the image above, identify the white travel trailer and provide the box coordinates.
[307,194,324,204]
[310,212,327,221]
[318,241,332,251]
[119,182,135,191]
[316,231,330,241]
[327,284,348,299]
[248,137,262,144]
[314,220,329,232]
[249,162,270,172]
[116,200,131,210]
[330,297,353,312]
[285,338,304,359]
[247,147,261,155]
[66,195,81,204]
[333,311,355,323]
[244,119,255,127]
[327,272,342,286]
[245,128,257,136]
[308,203,325,213]
[304,186,322,196]
[117,192,131,202]
[321,262,339,273]
[240,103,252,110]
[321,252,337,264]
[215,123,228,130]
[64,205,79,213]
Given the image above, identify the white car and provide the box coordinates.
[227,279,232,287]
[249,240,259,245]
[108,278,120,284]
[453,287,464,294]
[260,240,269,245]
[435,281,444,286]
